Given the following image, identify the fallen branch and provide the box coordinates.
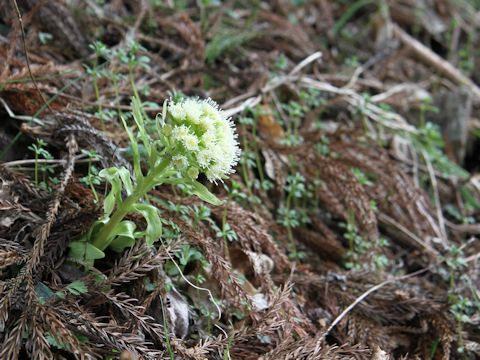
[392,23,480,104]
[316,266,430,343]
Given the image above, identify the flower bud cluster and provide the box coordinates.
[165,98,240,182]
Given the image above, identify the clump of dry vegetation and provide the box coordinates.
[0,0,479,359]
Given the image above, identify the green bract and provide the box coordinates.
[69,95,240,265]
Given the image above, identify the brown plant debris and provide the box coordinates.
[0,0,479,359]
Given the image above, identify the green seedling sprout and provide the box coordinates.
[79,149,101,202]
[28,139,54,188]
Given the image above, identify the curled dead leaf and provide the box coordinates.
[258,105,285,142]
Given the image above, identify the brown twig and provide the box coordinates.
[392,23,480,104]
[317,266,430,342]
[10,0,55,114]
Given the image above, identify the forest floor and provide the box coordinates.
[0,1,480,359]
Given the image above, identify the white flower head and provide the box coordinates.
[201,100,221,122]
[172,125,190,141]
[183,99,202,123]
[196,148,214,168]
[168,102,186,121]
[165,97,241,182]
[182,133,199,151]
[201,130,216,145]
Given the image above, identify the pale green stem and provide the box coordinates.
[240,124,253,196]
[92,56,104,130]
[129,63,140,100]
[222,201,229,258]
[128,63,150,122]
[87,160,99,203]
[34,152,38,186]
[93,158,171,251]
[251,121,265,184]
[285,188,297,255]
[112,73,122,119]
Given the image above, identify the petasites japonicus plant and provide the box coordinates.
[69,95,240,265]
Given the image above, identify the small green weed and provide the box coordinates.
[342,213,390,271]
[79,149,102,202]
[277,172,309,259]
[408,122,469,178]
[27,138,56,190]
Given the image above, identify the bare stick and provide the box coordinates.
[422,150,448,248]
[392,23,480,104]
[378,213,439,256]
[317,267,429,342]
[289,51,322,76]
[166,250,222,321]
